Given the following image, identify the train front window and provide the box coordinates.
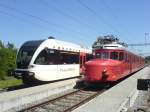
[17,40,43,69]
[95,52,101,58]
[110,52,118,60]
[101,52,109,59]
[17,46,37,68]
[95,52,109,59]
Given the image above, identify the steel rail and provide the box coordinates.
[21,88,106,112]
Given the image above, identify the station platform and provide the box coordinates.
[0,78,79,112]
[73,66,150,112]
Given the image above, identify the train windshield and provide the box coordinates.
[95,52,109,59]
[17,40,43,68]
[110,52,118,60]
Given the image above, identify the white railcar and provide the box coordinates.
[13,38,92,84]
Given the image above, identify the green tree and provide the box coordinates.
[0,48,7,79]
[0,40,4,49]
[6,43,17,76]
[7,42,15,50]
[0,41,17,80]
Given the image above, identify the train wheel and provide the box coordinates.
[74,80,85,89]
[22,76,37,85]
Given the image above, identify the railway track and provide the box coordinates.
[0,77,81,93]
[21,88,105,112]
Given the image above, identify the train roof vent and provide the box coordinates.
[48,36,55,39]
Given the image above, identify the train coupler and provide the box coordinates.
[101,71,108,80]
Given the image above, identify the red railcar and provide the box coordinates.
[84,43,145,83]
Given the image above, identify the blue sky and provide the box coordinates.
[0,0,149,56]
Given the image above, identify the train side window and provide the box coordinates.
[132,56,134,63]
[34,49,49,65]
[124,53,127,62]
[34,49,58,65]
[119,52,124,61]
[59,52,79,64]
[110,52,118,60]
[126,54,128,62]
[126,53,128,62]
[135,57,136,62]
[128,54,130,62]
[69,53,79,64]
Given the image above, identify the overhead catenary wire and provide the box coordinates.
[127,43,150,46]
[0,3,91,44]
[76,0,121,36]
[127,42,150,57]
[38,0,99,35]
[0,10,70,42]
[100,0,131,40]
[101,0,118,20]
[0,10,48,30]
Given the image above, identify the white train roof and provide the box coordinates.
[93,43,126,50]
[39,38,92,53]
[93,42,144,58]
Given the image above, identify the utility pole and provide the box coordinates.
[145,33,149,47]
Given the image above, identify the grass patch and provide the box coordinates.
[0,77,22,89]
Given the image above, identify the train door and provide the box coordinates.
[86,53,93,61]
[79,52,86,74]
[57,51,80,78]
[119,52,125,76]
[129,54,132,73]
[126,53,131,74]
[124,52,127,74]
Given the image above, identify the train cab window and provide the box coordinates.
[101,52,109,59]
[95,52,109,59]
[17,46,38,68]
[110,52,118,60]
[119,52,124,61]
[95,52,101,58]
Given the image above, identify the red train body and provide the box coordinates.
[84,43,145,83]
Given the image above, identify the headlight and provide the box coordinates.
[102,68,108,80]
[103,68,107,73]
[28,65,34,69]
[28,72,34,76]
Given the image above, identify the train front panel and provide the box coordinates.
[84,59,123,82]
